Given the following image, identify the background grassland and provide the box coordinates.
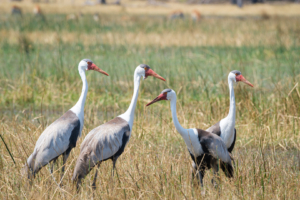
[1,7,300,200]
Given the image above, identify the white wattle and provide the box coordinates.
[219,74,236,148]
[70,68,88,136]
[118,69,141,130]
[169,94,203,155]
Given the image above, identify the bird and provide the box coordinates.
[11,5,22,16]
[191,10,201,21]
[206,70,253,152]
[93,13,99,22]
[146,89,233,192]
[33,5,46,21]
[25,59,109,181]
[72,64,166,189]
[169,10,184,20]
[205,70,253,184]
[33,5,42,16]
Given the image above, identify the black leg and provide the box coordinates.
[60,151,70,183]
[199,167,206,196]
[112,158,117,177]
[191,162,198,186]
[76,179,82,193]
[211,161,220,188]
[50,157,57,174]
[92,163,101,190]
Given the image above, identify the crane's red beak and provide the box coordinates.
[145,69,166,81]
[88,63,109,76]
[146,93,167,106]
[236,75,253,87]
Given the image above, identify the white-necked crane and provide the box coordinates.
[72,64,166,189]
[205,70,253,181]
[146,89,233,192]
[25,59,109,181]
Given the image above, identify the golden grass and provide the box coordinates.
[1,17,300,47]
[1,7,300,200]
[1,0,300,16]
[1,74,300,199]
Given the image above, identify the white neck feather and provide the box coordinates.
[118,71,141,130]
[226,76,236,123]
[170,96,187,136]
[70,69,88,122]
[219,76,236,148]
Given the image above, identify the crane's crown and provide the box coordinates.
[139,64,150,70]
[82,59,93,63]
[230,70,241,76]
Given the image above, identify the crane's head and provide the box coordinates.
[79,59,109,76]
[146,88,175,106]
[229,70,253,87]
[136,64,166,81]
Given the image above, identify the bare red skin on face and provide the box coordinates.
[236,74,253,87]
[145,69,166,81]
[87,63,109,76]
[146,93,167,107]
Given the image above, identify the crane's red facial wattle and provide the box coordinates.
[145,69,166,81]
[235,75,253,87]
[146,93,168,107]
[87,63,109,76]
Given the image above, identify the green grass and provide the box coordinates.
[0,13,300,199]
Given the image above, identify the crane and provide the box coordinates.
[146,89,233,194]
[72,64,166,189]
[25,59,109,182]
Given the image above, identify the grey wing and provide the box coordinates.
[27,110,80,172]
[206,121,221,136]
[198,131,231,165]
[80,117,130,164]
[73,117,130,180]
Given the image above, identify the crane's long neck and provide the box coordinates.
[119,72,141,129]
[226,77,236,123]
[70,69,88,120]
[170,96,186,136]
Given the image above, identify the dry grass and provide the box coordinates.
[1,0,300,16]
[1,6,300,200]
[1,72,300,199]
[1,17,300,47]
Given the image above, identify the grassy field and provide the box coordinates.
[1,5,300,199]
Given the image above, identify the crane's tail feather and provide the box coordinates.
[221,161,234,178]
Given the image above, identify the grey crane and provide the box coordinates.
[205,70,253,184]
[146,89,233,194]
[25,59,109,182]
[72,64,166,189]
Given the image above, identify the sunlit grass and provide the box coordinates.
[0,12,300,199]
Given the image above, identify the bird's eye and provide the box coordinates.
[235,73,238,76]
[87,62,92,65]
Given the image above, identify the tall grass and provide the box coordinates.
[0,13,300,199]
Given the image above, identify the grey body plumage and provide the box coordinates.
[26,110,80,177]
[72,117,130,187]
